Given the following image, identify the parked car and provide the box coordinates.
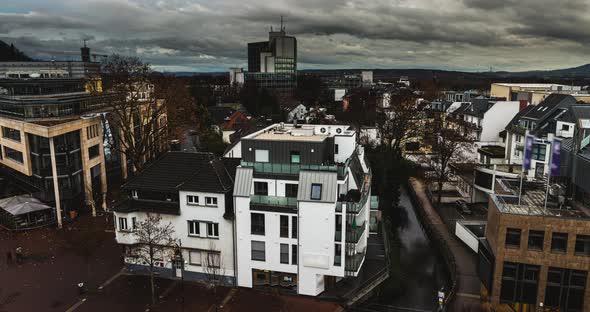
[455,199,472,215]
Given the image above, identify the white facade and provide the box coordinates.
[114,190,235,283]
[286,104,308,122]
[233,123,372,296]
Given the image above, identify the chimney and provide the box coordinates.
[519,100,528,111]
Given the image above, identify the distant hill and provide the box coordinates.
[0,40,34,61]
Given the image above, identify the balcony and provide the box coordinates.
[250,195,297,208]
[241,160,349,178]
[346,221,366,243]
[345,247,366,275]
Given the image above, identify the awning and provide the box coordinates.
[0,195,53,216]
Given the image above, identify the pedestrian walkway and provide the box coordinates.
[409,178,484,311]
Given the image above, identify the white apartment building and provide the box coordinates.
[113,152,239,284]
[231,123,371,296]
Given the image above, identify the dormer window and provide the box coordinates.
[132,190,138,199]
[311,183,322,200]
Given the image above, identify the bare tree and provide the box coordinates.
[423,114,475,204]
[377,90,426,159]
[203,241,225,285]
[129,213,176,305]
[99,54,168,177]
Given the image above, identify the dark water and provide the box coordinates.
[358,187,447,312]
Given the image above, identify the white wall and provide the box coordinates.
[455,222,480,253]
[334,134,356,163]
[224,141,242,158]
[114,190,235,278]
[480,101,520,143]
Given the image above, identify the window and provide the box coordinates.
[88,144,100,159]
[189,250,202,266]
[290,151,300,164]
[334,144,339,154]
[204,252,221,269]
[551,233,568,253]
[254,182,268,196]
[255,149,269,162]
[575,234,590,256]
[515,135,522,143]
[545,267,587,311]
[334,244,342,266]
[500,262,540,304]
[280,244,289,264]
[205,196,218,206]
[86,124,100,139]
[251,241,265,261]
[528,230,544,251]
[292,245,298,265]
[505,228,521,248]
[251,213,265,235]
[2,127,21,142]
[187,195,199,205]
[292,216,297,239]
[285,184,298,198]
[118,217,128,231]
[207,223,219,238]
[532,143,547,161]
[188,220,200,236]
[561,124,570,131]
[132,190,138,199]
[279,215,289,238]
[131,217,137,230]
[335,214,342,242]
[311,183,322,200]
[4,147,23,164]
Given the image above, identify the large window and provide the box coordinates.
[291,216,297,239]
[311,183,322,200]
[251,241,265,261]
[254,182,268,196]
[255,149,269,162]
[505,228,521,248]
[528,230,544,251]
[189,250,202,266]
[285,184,298,198]
[280,244,289,264]
[334,244,342,266]
[207,223,219,238]
[4,147,23,164]
[500,262,540,305]
[575,234,590,256]
[280,215,289,238]
[290,151,300,164]
[532,143,547,161]
[251,213,265,235]
[545,267,587,311]
[551,232,568,253]
[2,127,21,142]
[188,220,200,236]
[88,144,100,159]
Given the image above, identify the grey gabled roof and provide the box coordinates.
[233,167,253,197]
[522,94,576,120]
[297,170,337,203]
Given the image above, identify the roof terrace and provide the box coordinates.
[245,123,355,142]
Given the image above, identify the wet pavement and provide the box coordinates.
[359,187,447,311]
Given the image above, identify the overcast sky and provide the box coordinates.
[2,0,590,72]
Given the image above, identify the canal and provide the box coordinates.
[357,187,448,312]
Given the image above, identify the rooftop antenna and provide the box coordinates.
[281,15,284,32]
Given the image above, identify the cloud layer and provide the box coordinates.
[1,0,589,72]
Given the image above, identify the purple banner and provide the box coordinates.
[523,135,535,171]
[550,139,562,176]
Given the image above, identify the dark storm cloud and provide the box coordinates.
[1,0,589,71]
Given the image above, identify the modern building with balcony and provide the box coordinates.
[231,123,372,296]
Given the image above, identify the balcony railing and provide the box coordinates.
[250,195,297,208]
[345,248,366,274]
[241,161,338,175]
[346,221,366,243]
